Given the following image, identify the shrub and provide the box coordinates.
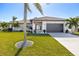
[43,30,46,33]
[8,28,12,32]
[2,28,8,32]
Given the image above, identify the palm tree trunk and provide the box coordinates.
[71,26,75,33]
[12,20,14,30]
[75,27,78,32]
[23,3,27,45]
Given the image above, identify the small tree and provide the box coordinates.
[12,16,17,28]
[66,17,79,32]
[0,22,9,31]
[13,21,19,27]
[1,22,9,28]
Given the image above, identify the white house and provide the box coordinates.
[12,16,68,33]
[31,16,66,33]
[4,16,79,33]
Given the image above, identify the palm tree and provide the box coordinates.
[0,22,9,31]
[1,22,9,28]
[22,3,43,47]
[15,3,45,56]
[12,16,17,28]
[66,17,79,32]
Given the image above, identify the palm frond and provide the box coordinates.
[13,16,17,20]
[65,23,70,26]
[27,4,32,13]
[68,24,73,29]
[34,3,43,15]
[66,17,79,30]
[65,19,70,21]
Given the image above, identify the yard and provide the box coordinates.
[74,32,79,35]
[0,32,74,56]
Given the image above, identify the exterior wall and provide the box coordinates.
[63,21,67,33]
[32,22,35,30]
[32,22,35,33]
[13,23,23,31]
[42,21,65,33]
[13,23,32,31]
[19,23,24,29]
[42,21,46,30]
[32,20,66,33]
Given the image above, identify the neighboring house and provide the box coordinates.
[9,20,31,31]
[17,20,31,31]
[31,16,66,33]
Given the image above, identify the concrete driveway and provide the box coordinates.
[49,33,79,56]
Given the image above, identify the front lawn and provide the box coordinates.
[0,32,74,56]
[73,32,79,35]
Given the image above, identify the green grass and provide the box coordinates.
[0,32,74,56]
[73,32,79,35]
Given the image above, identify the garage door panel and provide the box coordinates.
[47,24,63,32]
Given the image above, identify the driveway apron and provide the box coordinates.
[49,33,79,56]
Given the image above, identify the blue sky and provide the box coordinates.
[0,3,79,22]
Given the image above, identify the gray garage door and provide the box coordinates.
[47,24,63,32]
